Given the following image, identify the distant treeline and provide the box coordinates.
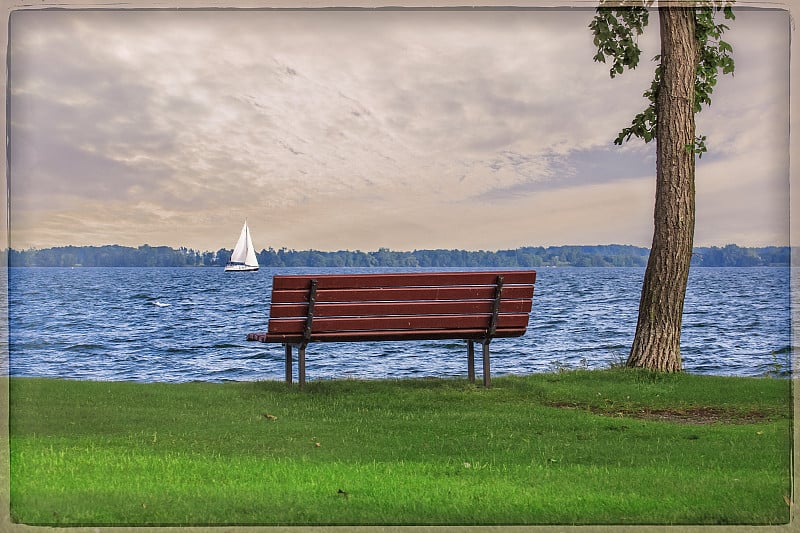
[4,244,791,268]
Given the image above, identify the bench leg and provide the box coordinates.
[298,344,307,389]
[467,340,475,382]
[285,344,293,385]
[482,340,491,388]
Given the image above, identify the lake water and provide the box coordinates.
[5,266,794,382]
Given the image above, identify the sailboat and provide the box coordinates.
[225,220,259,272]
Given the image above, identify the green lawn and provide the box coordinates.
[7,369,793,526]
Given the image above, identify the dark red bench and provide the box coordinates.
[247,270,536,388]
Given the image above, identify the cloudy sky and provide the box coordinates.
[6,6,792,252]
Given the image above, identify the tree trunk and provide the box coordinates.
[627,7,698,372]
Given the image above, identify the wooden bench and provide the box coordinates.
[246,270,536,388]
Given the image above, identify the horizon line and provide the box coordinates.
[4,243,792,253]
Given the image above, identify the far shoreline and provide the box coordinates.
[4,243,791,268]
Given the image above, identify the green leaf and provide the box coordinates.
[592,3,734,152]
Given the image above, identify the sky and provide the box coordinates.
[4,5,792,252]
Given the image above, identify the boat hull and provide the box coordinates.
[224,264,259,272]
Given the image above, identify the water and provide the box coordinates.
[5,266,793,382]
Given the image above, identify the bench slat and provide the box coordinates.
[267,313,530,334]
[249,327,528,343]
[268,298,533,319]
[272,271,536,290]
[270,285,534,304]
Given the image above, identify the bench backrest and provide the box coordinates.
[266,270,536,343]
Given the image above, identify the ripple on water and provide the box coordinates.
[6,266,793,381]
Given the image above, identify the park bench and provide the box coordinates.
[246,270,536,388]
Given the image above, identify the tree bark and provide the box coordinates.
[627,7,698,372]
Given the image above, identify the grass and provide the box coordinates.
[7,369,793,526]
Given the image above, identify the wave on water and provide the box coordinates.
[130,293,170,307]
[771,345,794,355]
[163,346,193,355]
[240,353,272,360]
[65,343,105,352]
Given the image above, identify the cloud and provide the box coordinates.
[6,8,790,250]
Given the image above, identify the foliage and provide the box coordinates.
[6,245,228,268]
[9,372,791,525]
[257,244,651,268]
[589,1,736,155]
[4,244,789,268]
[692,244,789,267]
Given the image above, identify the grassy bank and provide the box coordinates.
[8,369,793,526]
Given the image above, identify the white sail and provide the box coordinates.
[225,221,259,272]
